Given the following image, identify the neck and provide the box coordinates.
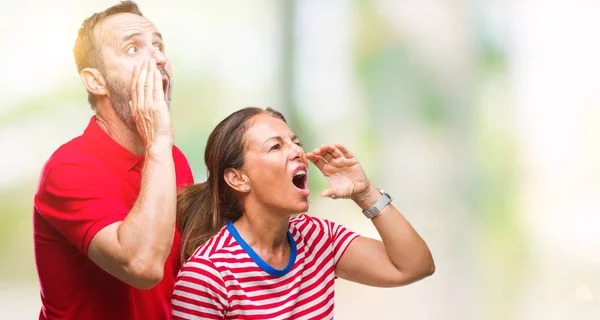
[94,100,145,156]
[233,202,291,253]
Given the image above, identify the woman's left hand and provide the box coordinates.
[305,143,371,199]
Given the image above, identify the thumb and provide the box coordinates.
[320,188,337,199]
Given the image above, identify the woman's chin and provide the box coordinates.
[291,202,310,214]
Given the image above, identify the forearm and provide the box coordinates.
[117,143,176,277]
[353,184,435,278]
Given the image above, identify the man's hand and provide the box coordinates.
[130,57,173,154]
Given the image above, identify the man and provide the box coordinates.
[33,2,194,319]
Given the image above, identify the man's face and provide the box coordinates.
[94,13,172,128]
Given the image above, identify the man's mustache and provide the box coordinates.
[157,67,170,81]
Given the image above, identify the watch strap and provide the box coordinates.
[362,189,392,219]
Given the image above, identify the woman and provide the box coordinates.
[171,107,434,319]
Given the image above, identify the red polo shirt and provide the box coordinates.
[33,116,194,320]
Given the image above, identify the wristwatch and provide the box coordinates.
[362,188,393,219]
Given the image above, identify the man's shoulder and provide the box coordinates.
[172,145,194,185]
[172,144,185,157]
[38,136,116,190]
[42,136,96,174]
[172,145,191,166]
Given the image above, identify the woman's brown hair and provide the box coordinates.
[177,107,286,262]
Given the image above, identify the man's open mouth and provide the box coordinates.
[161,76,169,102]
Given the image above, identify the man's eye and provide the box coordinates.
[270,144,281,151]
[127,46,138,55]
[295,142,303,147]
[155,44,163,51]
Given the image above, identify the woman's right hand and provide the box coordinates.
[305,143,372,200]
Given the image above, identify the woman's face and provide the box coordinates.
[241,113,310,214]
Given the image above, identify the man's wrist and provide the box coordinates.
[146,140,173,161]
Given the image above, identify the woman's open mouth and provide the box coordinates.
[292,166,310,197]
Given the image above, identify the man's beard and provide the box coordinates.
[105,71,172,130]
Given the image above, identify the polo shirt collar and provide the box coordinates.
[82,116,144,171]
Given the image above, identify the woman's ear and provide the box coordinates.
[80,67,107,98]
[224,168,250,193]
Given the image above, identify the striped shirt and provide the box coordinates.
[171,214,359,319]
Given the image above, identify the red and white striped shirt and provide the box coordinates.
[171,214,359,319]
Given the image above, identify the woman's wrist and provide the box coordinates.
[351,182,381,210]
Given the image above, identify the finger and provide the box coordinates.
[324,144,343,159]
[154,66,164,102]
[306,152,323,164]
[321,153,334,163]
[315,154,331,165]
[314,145,334,162]
[136,57,150,109]
[320,144,345,161]
[320,188,337,199]
[130,61,142,111]
[145,58,156,110]
[321,144,342,158]
[306,152,327,173]
[332,148,344,159]
[129,101,141,133]
[310,146,335,164]
[335,143,355,159]
[128,101,136,121]
[318,156,330,164]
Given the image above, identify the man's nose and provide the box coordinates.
[150,47,167,66]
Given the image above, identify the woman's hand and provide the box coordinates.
[305,143,372,200]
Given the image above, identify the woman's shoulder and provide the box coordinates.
[187,225,237,260]
[289,214,330,235]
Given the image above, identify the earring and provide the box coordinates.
[245,186,250,192]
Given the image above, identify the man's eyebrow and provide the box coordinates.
[123,32,142,42]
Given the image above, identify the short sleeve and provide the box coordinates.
[172,258,228,319]
[173,146,195,187]
[34,162,128,255]
[325,219,360,267]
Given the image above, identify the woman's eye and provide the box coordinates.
[270,144,281,151]
[127,46,138,55]
[295,142,303,147]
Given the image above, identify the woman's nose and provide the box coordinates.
[289,143,305,161]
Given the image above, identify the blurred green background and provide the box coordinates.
[1,0,599,319]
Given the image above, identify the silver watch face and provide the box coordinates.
[378,188,392,202]
[362,188,392,219]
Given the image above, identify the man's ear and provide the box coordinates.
[80,67,107,98]
[224,168,250,193]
